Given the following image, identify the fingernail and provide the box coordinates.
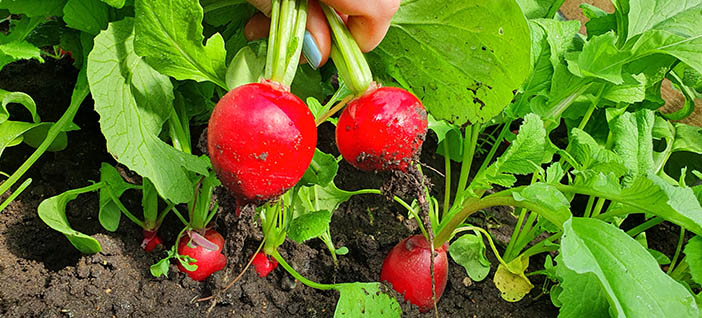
[302,31,322,69]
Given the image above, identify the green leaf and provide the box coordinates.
[673,123,702,153]
[62,0,108,35]
[449,233,490,281]
[610,110,655,181]
[21,121,76,151]
[225,42,265,90]
[0,40,44,70]
[428,114,463,161]
[568,128,627,176]
[87,18,209,203]
[570,172,702,236]
[0,0,66,17]
[296,182,354,214]
[368,0,531,125]
[0,89,38,123]
[512,182,571,228]
[0,121,44,157]
[134,0,227,88]
[493,257,533,302]
[101,0,125,8]
[684,236,702,285]
[301,149,338,186]
[626,0,702,41]
[334,282,401,317]
[287,210,332,243]
[515,0,561,19]
[470,114,546,192]
[292,64,333,102]
[602,73,646,103]
[555,255,610,318]
[98,163,135,232]
[581,3,616,38]
[37,185,103,254]
[567,32,629,84]
[560,217,698,317]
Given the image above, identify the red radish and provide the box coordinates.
[252,252,279,277]
[141,229,163,253]
[207,82,317,205]
[336,87,428,172]
[177,229,227,281]
[380,235,449,312]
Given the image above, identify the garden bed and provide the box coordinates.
[0,59,560,317]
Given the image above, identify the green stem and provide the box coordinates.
[544,83,591,130]
[625,217,664,237]
[264,0,308,86]
[272,250,335,290]
[434,192,563,249]
[155,202,178,227]
[577,84,605,130]
[590,197,607,218]
[0,69,89,197]
[454,124,481,205]
[320,231,338,266]
[520,234,560,259]
[476,122,511,175]
[442,140,452,216]
[667,227,686,275]
[503,206,528,261]
[170,206,189,226]
[0,178,31,212]
[669,257,689,280]
[583,195,596,218]
[321,4,372,93]
[107,190,146,228]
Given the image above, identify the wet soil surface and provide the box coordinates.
[0,59,565,317]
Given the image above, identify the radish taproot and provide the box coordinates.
[336,87,428,172]
[252,251,279,277]
[380,235,448,312]
[177,229,227,281]
[207,82,317,205]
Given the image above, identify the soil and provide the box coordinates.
[1,58,564,318]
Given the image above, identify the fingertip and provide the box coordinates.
[244,13,271,41]
[304,0,331,67]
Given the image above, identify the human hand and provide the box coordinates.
[245,0,400,69]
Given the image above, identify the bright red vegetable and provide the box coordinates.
[252,252,278,277]
[177,229,227,281]
[380,235,448,312]
[141,229,163,253]
[336,87,428,172]
[207,82,317,206]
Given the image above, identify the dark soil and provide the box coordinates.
[0,58,565,317]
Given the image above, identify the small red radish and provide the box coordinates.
[252,252,278,277]
[141,229,163,253]
[336,87,428,172]
[177,229,227,281]
[207,82,317,205]
[380,235,449,312]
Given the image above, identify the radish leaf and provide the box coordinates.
[559,218,698,317]
[87,18,209,203]
[288,210,332,243]
[134,0,227,88]
[334,282,401,317]
[368,0,530,125]
[449,233,491,281]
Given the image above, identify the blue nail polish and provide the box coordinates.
[302,31,322,70]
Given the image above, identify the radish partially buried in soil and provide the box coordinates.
[380,235,449,312]
[207,82,317,206]
[336,87,428,172]
[252,251,279,277]
[177,229,227,281]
